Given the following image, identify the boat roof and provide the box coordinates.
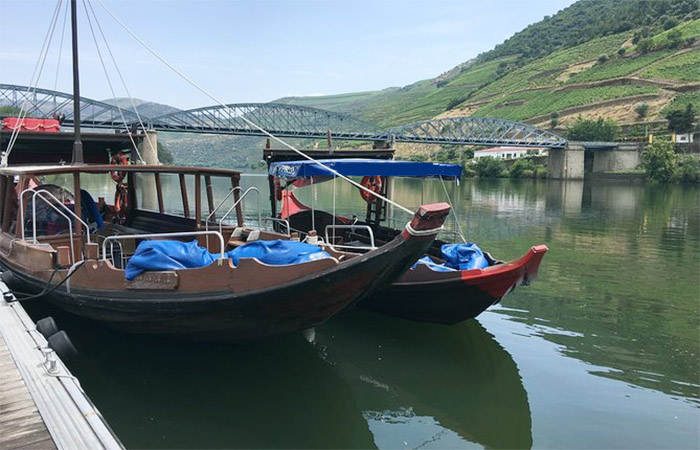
[0,164,241,177]
[269,159,462,180]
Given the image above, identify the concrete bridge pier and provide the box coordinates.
[547,141,642,180]
[137,130,159,165]
[547,142,584,180]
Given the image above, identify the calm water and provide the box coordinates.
[25,177,699,449]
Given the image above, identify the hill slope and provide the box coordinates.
[281,0,699,136]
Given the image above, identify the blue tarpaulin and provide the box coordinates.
[227,240,333,266]
[124,239,333,280]
[269,159,462,180]
[125,240,215,281]
[413,243,490,272]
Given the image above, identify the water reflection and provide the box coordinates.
[315,310,532,449]
[24,302,374,449]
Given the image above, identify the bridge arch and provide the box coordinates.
[1,84,567,148]
[388,117,567,148]
[148,103,383,140]
[0,83,142,128]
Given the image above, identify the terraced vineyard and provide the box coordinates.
[279,12,699,147]
[473,85,660,121]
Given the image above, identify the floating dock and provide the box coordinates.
[0,278,123,450]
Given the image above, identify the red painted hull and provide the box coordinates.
[360,245,548,324]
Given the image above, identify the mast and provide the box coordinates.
[70,0,83,164]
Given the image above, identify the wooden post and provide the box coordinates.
[231,176,243,227]
[179,174,190,219]
[154,173,164,214]
[194,174,201,228]
[204,175,215,221]
[72,173,83,258]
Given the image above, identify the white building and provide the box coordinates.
[473,146,547,160]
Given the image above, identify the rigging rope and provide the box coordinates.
[3,0,64,166]
[85,0,155,161]
[93,0,415,216]
[53,0,70,91]
[81,0,143,162]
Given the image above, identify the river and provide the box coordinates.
[25,176,699,449]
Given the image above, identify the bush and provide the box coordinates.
[637,38,654,53]
[642,140,677,182]
[617,48,626,56]
[550,111,559,128]
[535,166,548,179]
[509,158,536,178]
[463,166,477,178]
[445,96,468,111]
[666,104,696,133]
[566,116,620,141]
[635,103,649,119]
[597,53,609,64]
[677,155,700,183]
[474,157,505,178]
[667,29,684,49]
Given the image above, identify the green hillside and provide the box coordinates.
[282,1,699,133]
[174,0,700,168]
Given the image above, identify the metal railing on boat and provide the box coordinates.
[101,230,227,264]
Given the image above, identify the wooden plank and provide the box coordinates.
[179,174,190,219]
[0,336,56,450]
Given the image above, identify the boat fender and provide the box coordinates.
[246,229,261,241]
[360,176,382,203]
[36,317,59,339]
[47,330,78,361]
[0,270,15,286]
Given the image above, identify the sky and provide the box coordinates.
[0,0,576,109]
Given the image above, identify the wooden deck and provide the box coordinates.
[0,335,56,450]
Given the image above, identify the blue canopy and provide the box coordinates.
[269,159,462,180]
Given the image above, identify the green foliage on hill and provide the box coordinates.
[566,116,620,141]
[640,48,700,81]
[478,0,698,63]
[474,85,658,121]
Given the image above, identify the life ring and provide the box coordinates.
[360,176,382,203]
[110,152,128,183]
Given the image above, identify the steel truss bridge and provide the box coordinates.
[0,84,567,148]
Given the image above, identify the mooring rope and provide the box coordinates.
[93,0,415,216]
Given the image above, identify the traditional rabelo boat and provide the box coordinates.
[0,162,449,341]
[267,158,548,324]
[0,0,450,341]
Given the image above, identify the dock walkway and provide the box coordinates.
[0,279,123,450]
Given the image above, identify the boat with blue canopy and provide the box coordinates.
[267,157,548,324]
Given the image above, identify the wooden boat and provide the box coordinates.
[0,163,449,341]
[267,158,548,324]
[0,0,450,341]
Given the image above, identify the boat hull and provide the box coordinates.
[359,245,548,324]
[3,232,436,342]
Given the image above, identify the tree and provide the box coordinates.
[474,157,505,178]
[642,140,677,182]
[635,103,649,119]
[666,29,684,48]
[597,53,609,64]
[509,159,536,178]
[666,104,696,133]
[566,116,620,141]
[550,111,559,128]
[637,38,654,53]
